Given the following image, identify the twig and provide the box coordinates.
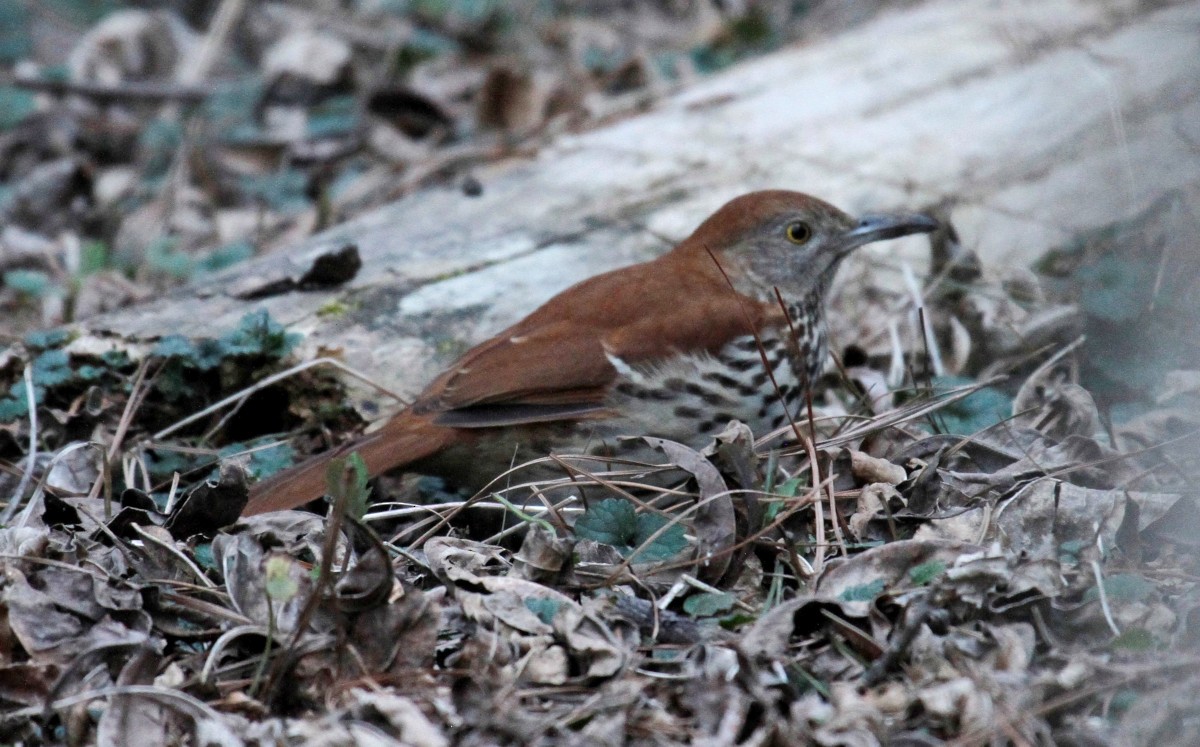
[800,431,827,573]
[130,524,216,588]
[149,356,408,442]
[887,318,905,388]
[489,492,556,533]
[176,0,246,87]
[404,455,657,550]
[89,358,155,519]
[260,461,351,699]
[861,593,934,685]
[760,375,1005,451]
[483,496,580,545]
[947,657,1200,747]
[9,73,211,103]
[1090,557,1121,637]
[202,625,270,686]
[904,262,944,377]
[679,573,756,613]
[622,478,832,581]
[701,252,808,452]
[0,365,39,525]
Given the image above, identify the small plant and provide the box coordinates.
[573,497,688,562]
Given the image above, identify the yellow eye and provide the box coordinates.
[785,221,812,244]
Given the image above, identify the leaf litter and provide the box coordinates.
[1,3,1199,745]
[0,0,858,341]
[0,192,1196,744]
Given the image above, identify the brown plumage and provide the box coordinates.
[243,191,936,516]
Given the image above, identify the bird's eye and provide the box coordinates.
[785,221,812,244]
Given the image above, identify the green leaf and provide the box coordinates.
[139,118,184,177]
[33,348,68,368]
[0,1,31,63]
[308,95,359,139]
[190,338,227,370]
[632,511,688,561]
[718,612,756,630]
[1085,574,1155,603]
[683,591,736,617]
[150,313,299,406]
[38,0,118,26]
[1109,628,1156,651]
[219,439,296,481]
[573,498,687,561]
[153,335,195,359]
[250,443,296,479]
[24,328,71,350]
[317,300,351,317]
[40,65,69,83]
[75,364,104,381]
[32,349,72,387]
[101,349,131,368]
[264,556,300,601]
[239,168,310,213]
[219,310,300,360]
[838,579,886,603]
[908,560,945,586]
[1108,690,1138,715]
[192,542,216,571]
[152,361,195,402]
[0,85,36,130]
[145,448,204,483]
[7,380,43,405]
[766,475,805,522]
[524,597,560,625]
[325,452,372,519]
[78,240,110,275]
[929,375,1012,435]
[1059,539,1088,558]
[574,498,636,547]
[198,241,254,273]
[490,493,555,532]
[204,78,264,133]
[0,396,28,423]
[689,7,778,74]
[3,269,51,297]
[145,236,195,279]
[1077,255,1156,324]
[650,647,682,661]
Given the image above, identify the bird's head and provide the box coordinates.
[682,190,939,298]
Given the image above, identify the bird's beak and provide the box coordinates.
[839,212,939,254]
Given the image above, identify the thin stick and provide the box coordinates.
[150,357,408,442]
[903,262,944,376]
[88,359,155,518]
[0,366,39,525]
[9,73,210,102]
[679,573,756,613]
[176,0,245,87]
[260,464,350,698]
[1090,557,1121,637]
[767,375,1005,451]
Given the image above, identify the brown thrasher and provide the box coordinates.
[243,191,936,516]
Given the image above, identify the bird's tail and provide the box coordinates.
[242,410,458,516]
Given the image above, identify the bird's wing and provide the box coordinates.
[412,265,773,428]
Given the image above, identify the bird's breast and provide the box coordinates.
[601,317,826,446]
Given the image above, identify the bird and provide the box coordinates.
[242,190,937,516]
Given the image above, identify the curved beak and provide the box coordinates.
[839,212,939,254]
